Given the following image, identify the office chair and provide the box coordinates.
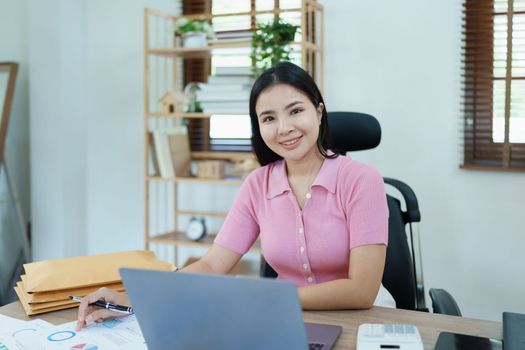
[259,111,461,316]
[429,288,462,316]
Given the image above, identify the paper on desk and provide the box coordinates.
[23,250,176,292]
[0,315,147,350]
[0,318,55,350]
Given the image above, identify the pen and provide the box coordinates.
[69,295,134,314]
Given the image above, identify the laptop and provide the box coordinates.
[120,268,342,350]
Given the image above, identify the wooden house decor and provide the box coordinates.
[159,91,188,115]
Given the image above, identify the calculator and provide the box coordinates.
[357,323,423,350]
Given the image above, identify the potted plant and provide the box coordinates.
[251,19,299,76]
[174,17,215,47]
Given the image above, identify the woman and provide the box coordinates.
[76,62,394,331]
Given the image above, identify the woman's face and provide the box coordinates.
[255,84,323,164]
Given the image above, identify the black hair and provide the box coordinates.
[249,61,337,166]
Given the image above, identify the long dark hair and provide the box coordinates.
[249,61,336,166]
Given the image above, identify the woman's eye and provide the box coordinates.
[262,116,274,123]
[291,108,302,115]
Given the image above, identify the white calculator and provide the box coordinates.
[357,323,423,350]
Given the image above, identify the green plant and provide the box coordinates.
[251,19,299,76]
[174,17,214,37]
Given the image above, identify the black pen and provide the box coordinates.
[69,295,134,314]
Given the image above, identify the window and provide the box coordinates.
[462,0,525,170]
[208,0,303,152]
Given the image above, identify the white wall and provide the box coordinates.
[27,0,178,260]
[320,0,525,321]
[28,0,87,259]
[0,0,30,229]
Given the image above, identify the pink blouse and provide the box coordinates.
[214,155,389,287]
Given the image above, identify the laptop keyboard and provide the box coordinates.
[308,342,325,350]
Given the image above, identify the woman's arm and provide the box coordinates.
[76,244,241,330]
[298,244,386,310]
[181,243,242,275]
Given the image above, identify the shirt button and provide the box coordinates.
[305,192,312,199]
[307,276,313,283]
[298,227,304,234]
[300,246,305,253]
[303,263,308,270]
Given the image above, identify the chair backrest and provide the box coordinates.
[260,111,427,311]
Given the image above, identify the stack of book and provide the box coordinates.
[14,251,176,316]
[197,66,254,114]
[209,31,253,45]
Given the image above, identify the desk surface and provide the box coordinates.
[0,301,501,350]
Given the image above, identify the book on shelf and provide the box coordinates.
[199,83,252,93]
[200,102,248,114]
[151,126,191,178]
[166,126,191,177]
[208,37,252,45]
[214,66,253,76]
[148,131,160,177]
[215,31,253,40]
[196,90,250,102]
[152,130,174,178]
[207,75,254,85]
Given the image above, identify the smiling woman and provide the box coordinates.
[78,62,394,328]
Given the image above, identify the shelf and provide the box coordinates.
[146,175,244,186]
[147,231,261,253]
[191,151,254,161]
[147,41,317,57]
[147,41,252,57]
[177,209,228,218]
[146,112,249,119]
[147,112,213,119]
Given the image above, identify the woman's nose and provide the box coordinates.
[278,117,294,135]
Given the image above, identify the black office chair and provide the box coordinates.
[260,111,461,316]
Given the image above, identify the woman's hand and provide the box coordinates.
[75,287,131,331]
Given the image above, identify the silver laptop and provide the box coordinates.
[120,268,342,350]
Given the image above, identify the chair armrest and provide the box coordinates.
[429,288,462,316]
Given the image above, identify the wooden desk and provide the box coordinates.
[0,301,501,350]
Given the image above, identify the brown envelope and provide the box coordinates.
[14,284,77,315]
[23,250,176,293]
[15,285,78,316]
[16,283,77,310]
[19,277,125,304]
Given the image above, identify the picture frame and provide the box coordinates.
[0,62,19,163]
[0,62,28,306]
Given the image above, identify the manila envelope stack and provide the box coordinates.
[14,250,176,316]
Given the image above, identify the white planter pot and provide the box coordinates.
[182,32,207,47]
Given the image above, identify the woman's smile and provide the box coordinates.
[279,135,303,149]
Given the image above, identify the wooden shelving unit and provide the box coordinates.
[143,2,323,273]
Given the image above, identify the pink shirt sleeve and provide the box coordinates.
[342,162,389,249]
[213,170,261,254]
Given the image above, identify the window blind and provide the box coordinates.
[462,0,525,171]
[183,0,211,152]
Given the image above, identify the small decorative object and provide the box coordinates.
[183,82,203,113]
[185,217,207,241]
[159,91,188,115]
[174,17,215,48]
[197,160,226,179]
[232,158,259,179]
[251,19,299,77]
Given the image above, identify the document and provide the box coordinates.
[0,315,147,350]
[0,316,54,350]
